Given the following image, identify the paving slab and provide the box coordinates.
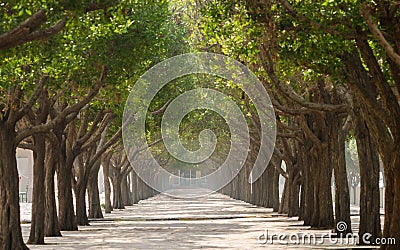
[21,189,382,249]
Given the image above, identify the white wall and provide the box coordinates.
[16,148,34,202]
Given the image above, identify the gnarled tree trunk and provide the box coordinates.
[300,140,314,226]
[57,140,77,230]
[310,146,334,229]
[102,156,113,213]
[74,183,89,226]
[382,151,400,250]
[0,124,28,250]
[131,170,139,204]
[331,111,352,235]
[44,141,61,237]
[57,124,78,231]
[28,134,46,244]
[88,161,103,218]
[353,102,381,244]
[272,162,281,212]
[121,174,133,206]
[112,172,124,209]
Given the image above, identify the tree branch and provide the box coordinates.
[298,115,321,146]
[80,112,115,152]
[361,2,400,67]
[150,99,171,115]
[14,75,48,122]
[276,0,355,38]
[18,142,35,151]
[259,46,349,113]
[342,50,395,132]
[0,9,47,49]
[85,127,123,171]
[0,8,67,50]
[15,65,107,143]
[20,18,68,47]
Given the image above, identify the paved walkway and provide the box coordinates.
[22,189,380,249]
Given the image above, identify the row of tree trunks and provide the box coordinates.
[343,49,396,249]
[218,83,383,245]
[255,1,395,246]
[72,111,116,226]
[363,9,400,248]
[0,66,105,248]
[101,155,158,210]
[219,134,282,212]
[251,161,280,211]
[197,0,392,248]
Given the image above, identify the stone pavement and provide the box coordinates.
[22,189,381,249]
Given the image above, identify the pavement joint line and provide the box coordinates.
[88,215,273,222]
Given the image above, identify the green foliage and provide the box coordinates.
[1,0,189,134]
[197,1,261,65]
[194,0,392,90]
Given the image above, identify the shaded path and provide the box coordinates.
[23,189,378,249]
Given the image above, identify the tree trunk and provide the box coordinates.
[57,127,78,231]
[74,184,89,226]
[343,50,400,248]
[310,145,334,229]
[381,149,400,250]
[287,172,300,217]
[112,175,124,209]
[88,166,103,219]
[331,113,352,235]
[131,171,139,204]
[0,124,29,250]
[121,174,133,206]
[390,162,400,249]
[251,174,260,206]
[57,159,77,230]
[28,134,46,244]
[265,165,275,208]
[44,143,61,237]
[104,175,112,213]
[272,163,280,212]
[279,177,289,214]
[354,103,381,244]
[300,142,314,226]
[102,157,113,213]
[305,107,334,229]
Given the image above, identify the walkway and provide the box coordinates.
[22,189,379,249]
